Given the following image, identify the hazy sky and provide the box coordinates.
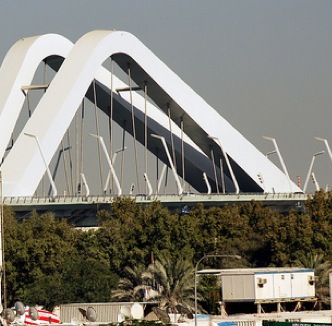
[1,0,332,193]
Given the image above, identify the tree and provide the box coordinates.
[198,274,220,315]
[2,193,332,311]
[143,253,195,312]
[111,264,147,302]
[304,191,332,257]
[4,210,76,306]
[294,252,332,308]
[96,197,146,273]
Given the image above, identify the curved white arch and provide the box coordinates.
[0,34,73,159]
[2,30,301,196]
[0,32,220,196]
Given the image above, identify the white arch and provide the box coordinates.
[0,34,73,159]
[0,32,220,196]
[1,30,301,196]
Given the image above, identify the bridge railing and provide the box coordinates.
[2,192,308,206]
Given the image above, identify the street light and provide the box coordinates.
[303,151,325,193]
[89,134,122,196]
[151,133,183,195]
[203,172,212,195]
[266,150,277,158]
[263,136,292,192]
[143,172,153,196]
[103,147,127,194]
[80,173,90,196]
[24,133,57,198]
[194,254,241,326]
[315,137,332,166]
[310,172,320,192]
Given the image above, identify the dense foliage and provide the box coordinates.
[2,190,332,311]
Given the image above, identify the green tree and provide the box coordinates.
[198,275,220,315]
[68,229,118,303]
[4,210,75,306]
[143,254,195,312]
[96,197,145,273]
[304,191,332,257]
[111,264,147,302]
[294,252,332,308]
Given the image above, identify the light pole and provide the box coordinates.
[80,173,90,196]
[315,137,332,165]
[263,136,292,192]
[151,134,183,195]
[103,147,127,194]
[266,150,277,158]
[303,151,325,193]
[194,254,241,326]
[203,172,212,195]
[24,133,57,198]
[89,134,122,196]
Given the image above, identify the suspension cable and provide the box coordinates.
[108,57,114,193]
[167,104,177,171]
[164,166,169,195]
[127,64,141,194]
[61,140,70,194]
[93,80,104,192]
[75,109,80,194]
[144,81,148,194]
[42,60,47,195]
[67,130,74,195]
[120,120,126,189]
[210,147,219,194]
[181,116,185,191]
[219,157,226,193]
[80,99,85,194]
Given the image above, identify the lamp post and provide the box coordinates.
[151,134,183,195]
[315,137,332,165]
[89,134,122,196]
[103,146,127,194]
[263,136,292,192]
[266,150,277,158]
[24,133,58,198]
[303,151,325,193]
[194,254,241,326]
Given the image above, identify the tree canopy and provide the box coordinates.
[2,190,332,311]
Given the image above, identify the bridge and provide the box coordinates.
[0,30,306,223]
[3,193,306,227]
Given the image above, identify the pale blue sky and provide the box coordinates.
[1,1,332,192]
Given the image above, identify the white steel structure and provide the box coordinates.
[0,30,302,197]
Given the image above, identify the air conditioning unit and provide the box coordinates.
[308,275,317,285]
[257,278,267,287]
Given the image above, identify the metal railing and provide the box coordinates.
[2,192,308,206]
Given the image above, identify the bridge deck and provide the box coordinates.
[3,193,308,227]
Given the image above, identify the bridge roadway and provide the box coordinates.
[3,192,308,227]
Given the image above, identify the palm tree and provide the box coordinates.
[111,254,203,315]
[294,252,332,308]
[111,264,147,301]
[142,254,196,312]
